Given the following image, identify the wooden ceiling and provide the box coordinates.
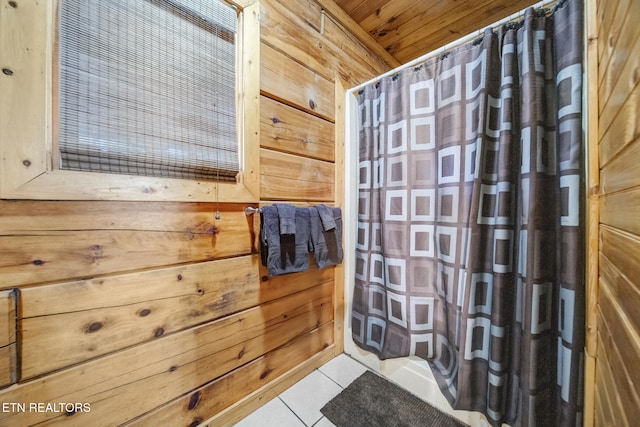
[333,0,541,64]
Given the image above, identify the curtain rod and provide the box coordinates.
[347,0,558,94]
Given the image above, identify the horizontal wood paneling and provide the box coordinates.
[19,256,334,379]
[600,135,640,194]
[0,202,255,289]
[0,282,332,426]
[260,149,335,201]
[599,226,640,289]
[595,330,630,427]
[319,12,393,85]
[598,282,640,407]
[261,42,335,122]
[259,0,331,80]
[597,0,639,115]
[599,188,640,236]
[598,84,640,167]
[260,0,393,87]
[599,253,640,333]
[125,323,333,427]
[261,96,335,161]
[201,345,335,427]
[314,0,400,70]
[597,0,628,79]
[0,200,248,233]
[596,0,640,425]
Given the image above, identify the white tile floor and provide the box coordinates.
[233,354,369,427]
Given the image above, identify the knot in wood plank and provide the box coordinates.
[86,321,103,333]
[188,391,201,410]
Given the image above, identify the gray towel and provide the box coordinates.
[315,204,337,231]
[260,205,310,276]
[276,203,297,235]
[309,206,343,270]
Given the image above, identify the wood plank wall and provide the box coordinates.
[594,0,640,425]
[0,1,394,426]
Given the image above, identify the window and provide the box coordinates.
[0,0,259,202]
[58,0,239,182]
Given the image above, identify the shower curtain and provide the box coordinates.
[351,0,584,425]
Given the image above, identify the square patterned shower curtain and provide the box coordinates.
[352,0,584,425]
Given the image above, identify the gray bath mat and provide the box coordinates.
[320,370,467,427]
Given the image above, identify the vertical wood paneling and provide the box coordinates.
[0,290,17,388]
[585,2,599,423]
[333,78,347,354]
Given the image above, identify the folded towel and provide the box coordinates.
[276,203,297,235]
[309,206,343,270]
[315,204,337,231]
[261,205,310,276]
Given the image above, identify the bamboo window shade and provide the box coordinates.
[58,0,239,182]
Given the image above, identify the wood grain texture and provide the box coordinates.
[200,345,335,427]
[0,201,255,289]
[314,0,400,70]
[597,0,639,114]
[585,0,600,372]
[261,96,335,161]
[599,226,640,283]
[599,255,640,358]
[0,344,17,389]
[125,323,333,427]
[598,84,640,168]
[0,0,51,195]
[0,0,259,203]
[0,290,16,347]
[600,135,640,195]
[19,256,335,379]
[260,149,335,201]
[595,1,640,425]
[334,0,540,63]
[597,284,640,424]
[333,78,347,354]
[0,290,17,388]
[260,0,394,86]
[0,283,333,426]
[594,333,630,427]
[261,42,335,122]
[599,188,640,236]
[596,0,626,73]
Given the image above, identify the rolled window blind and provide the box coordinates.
[58,0,239,182]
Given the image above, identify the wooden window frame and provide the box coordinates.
[0,0,260,202]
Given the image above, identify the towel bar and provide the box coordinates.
[244,206,262,216]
